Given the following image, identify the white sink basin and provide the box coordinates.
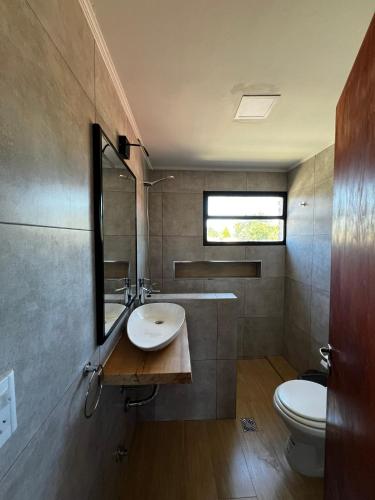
[127,302,186,351]
[105,302,126,334]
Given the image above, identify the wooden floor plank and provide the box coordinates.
[205,419,256,499]
[238,424,294,500]
[122,421,184,500]
[121,357,323,500]
[267,356,298,381]
[236,363,294,500]
[183,421,219,500]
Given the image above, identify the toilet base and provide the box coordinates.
[285,436,325,478]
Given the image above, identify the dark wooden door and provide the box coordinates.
[325,14,375,500]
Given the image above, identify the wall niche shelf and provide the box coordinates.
[174,260,261,279]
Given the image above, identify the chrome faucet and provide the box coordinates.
[114,277,132,305]
[138,278,160,304]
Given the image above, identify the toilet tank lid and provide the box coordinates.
[276,380,327,422]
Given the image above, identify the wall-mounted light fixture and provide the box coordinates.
[118,135,150,160]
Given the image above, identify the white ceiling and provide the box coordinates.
[92,0,374,171]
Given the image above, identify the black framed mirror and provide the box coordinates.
[92,124,137,345]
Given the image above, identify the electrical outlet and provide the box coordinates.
[0,370,17,448]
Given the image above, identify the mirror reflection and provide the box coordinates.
[93,124,137,344]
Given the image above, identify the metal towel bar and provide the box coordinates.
[83,363,103,419]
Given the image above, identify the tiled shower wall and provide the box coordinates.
[284,145,334,372]
[0,1,147,498]
[148,170,287,358]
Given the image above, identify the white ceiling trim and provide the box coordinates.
[78,0,153,168]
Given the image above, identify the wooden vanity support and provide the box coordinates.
[103,321,192,386]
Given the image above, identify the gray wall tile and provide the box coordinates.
[144,298,237,419]
[162,236,204,278]
[288,156,315,192]
[204,279,246,316]
[283,322,310,373]
[285,235,313,284]
[245,246,285,278]
[0,0,94,229]
[240,317,283,358]
[246,172,287,191]
[217,360,237,419]
[311,289,330,345]
[284,145,334,372]
[162,278,205,293]
[103,235,136,265]
[103,168,135,192]
[155,360,217,420]
[314,178,333,235]
[27,0,95,102]
[309,338,325,371]
[285,278,311,332]
[205,171,246,191]
[287,184,314,236]
[162,193,203,236]
[0,224,96,478]
[183,301,218,361]
[237,325,244,358]
[0,364,135,500]
[104,191,135,235]
[245,277,284,317]
[149,192,163,236]
[217,301,239,359]
[312,235,332,292]
[204,245,246,261]
[149,236,163,279]
[314,145,334,184]
[158,170,205,193]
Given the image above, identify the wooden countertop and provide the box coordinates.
[103,321,192,386]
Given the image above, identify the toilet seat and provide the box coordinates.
[274,393,326,430]
[274,380,327,430]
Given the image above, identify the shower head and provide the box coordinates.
[143,175,175,187]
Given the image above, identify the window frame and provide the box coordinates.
[203,191,287,246]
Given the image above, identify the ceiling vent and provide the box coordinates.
[234,94,280,120]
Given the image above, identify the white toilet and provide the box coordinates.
[273,379,327,478]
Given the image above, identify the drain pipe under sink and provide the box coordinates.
[122,384,160,412]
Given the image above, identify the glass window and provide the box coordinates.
[204,192,287,245]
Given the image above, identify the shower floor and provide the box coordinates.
[122,357,324,500]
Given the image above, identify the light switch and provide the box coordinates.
[0,370,17,448]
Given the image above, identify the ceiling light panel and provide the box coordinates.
[235,94,280,120]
